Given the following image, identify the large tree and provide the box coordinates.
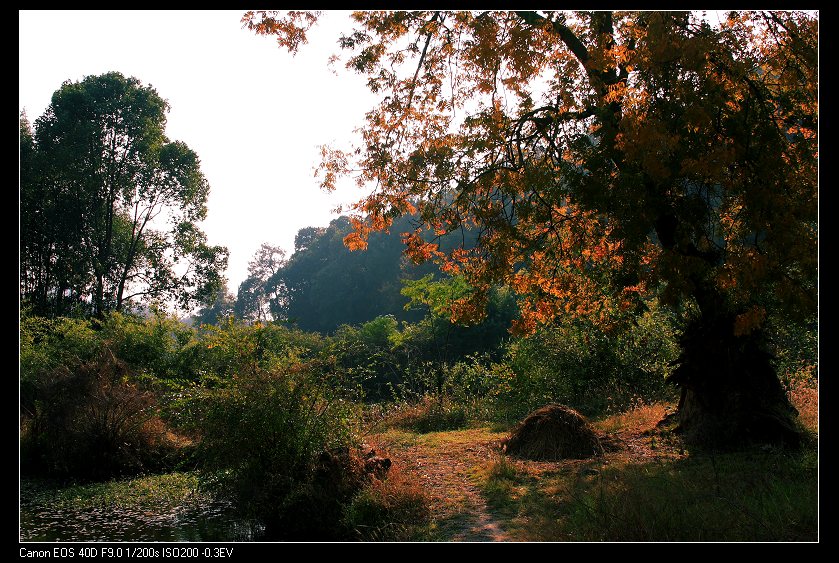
[246,11,817,444]
[194,281,237,326]
[20,72,228,317]
[235,243,288,323]
[268,216,432,333]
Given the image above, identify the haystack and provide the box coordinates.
[504,404,603,460]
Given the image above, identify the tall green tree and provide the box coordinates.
[247,11,817,445]
[20,72,228,316]
[269,216,436,333]
[235,243,287,323]
[194,281,237,326]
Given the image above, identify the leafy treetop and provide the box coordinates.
[244,10,817,337]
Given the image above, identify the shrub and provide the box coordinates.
[189,364,361,539]
[20,315,101,381]
[377,355,513,430]
[330,317,403,401]
[503,301,679,417]
[193,318,328,384]
[20,347,180,480]
[97,311,194,381]
[766,314,818,436]
[785,365,818,434]
[382,395,469,433]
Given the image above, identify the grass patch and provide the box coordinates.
[477,437,817,541]
[375,396,473,433]
[558,449,818,541]
[594,401,670,435]
[480,455,521,503]
[368,427,422,449]
[21,472,206,512]
[786,375,818,434]
[411,427,506,451]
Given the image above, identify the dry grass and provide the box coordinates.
[368,427,513,541]
[344,460,432,541]
[595,401,670,435]
[21,348,187,479]
[373,396,470,433]
[372,401,818,542]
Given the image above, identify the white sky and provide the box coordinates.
[19,10,375,293]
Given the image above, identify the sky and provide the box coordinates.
[19,10,376,293]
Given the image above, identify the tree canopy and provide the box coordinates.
[235,243,287,323]
[246,10,817,444]
[20,72,228,317]
[249,216,437,332]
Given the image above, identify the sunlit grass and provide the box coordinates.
[786,373,818,434]
[594,401,670,435]
[371,395,475,434]
[476,401,818,542]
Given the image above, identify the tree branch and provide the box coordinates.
[514,11,589,67]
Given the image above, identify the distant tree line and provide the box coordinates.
[198,214,486,334]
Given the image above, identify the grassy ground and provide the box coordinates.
[21,386,817,542]
[367,427,511,541]
[368,400,819,542]
[20,472,206,512]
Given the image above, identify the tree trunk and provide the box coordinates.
[669,305,802,448]
[94,273,105,318]
[651,213,801,448]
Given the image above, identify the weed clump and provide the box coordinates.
[343,462,431,541]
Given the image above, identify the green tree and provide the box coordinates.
[235,243,288,323]
[246,11,817,445]
[20,72,228,317]
[194,282,237,326]
[271,216,433,333]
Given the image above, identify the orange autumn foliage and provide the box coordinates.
[246,10,817,335]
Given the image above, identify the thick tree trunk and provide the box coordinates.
[669,307,801,447]
[651,213,801,447]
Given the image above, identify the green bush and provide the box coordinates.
[380,394,468,433]
[503,300,680,417]
[20,313,194,480]
[97,311,195,380]
[188,364,361,539]
[326,300,516,402]
[20,315,101,380]
[192,318,328,383]
[377,355,514,431]
[765,313,817,385]
[330,317,403,401]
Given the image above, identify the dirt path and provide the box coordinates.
[362,404,818,542]
[368,428,515,542]
[365,406,685,542]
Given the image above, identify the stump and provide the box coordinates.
[504,404,603,460]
